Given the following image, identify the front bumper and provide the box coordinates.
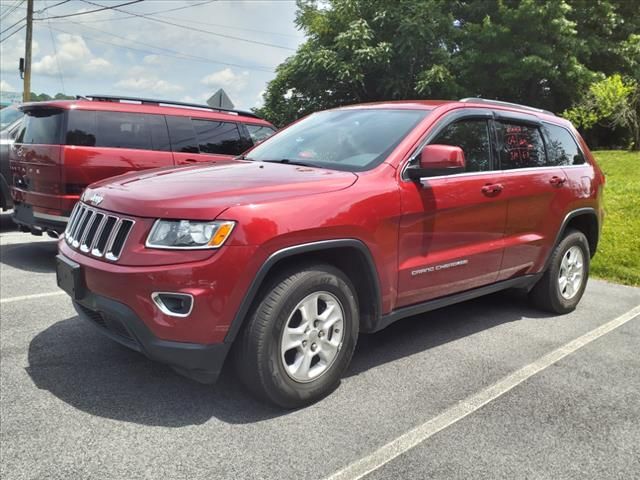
[72,286,231,384]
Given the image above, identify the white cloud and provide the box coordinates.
[0,80,15,92]
[201,68,249,93]
[143,55,163,65]
[32,34,111,77]
[115,76,183,95]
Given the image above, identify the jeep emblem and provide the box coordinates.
[88,193,104,206]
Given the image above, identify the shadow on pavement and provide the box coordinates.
[0,239,57,273]
[26,290,553,427]
[0,212,17,233]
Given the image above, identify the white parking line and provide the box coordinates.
[325,304,640,480]
[0,291,66,304]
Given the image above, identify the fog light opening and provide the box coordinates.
[151,292,194,318]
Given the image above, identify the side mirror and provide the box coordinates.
[407,144,466,179]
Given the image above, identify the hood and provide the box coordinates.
[83,160,358,219]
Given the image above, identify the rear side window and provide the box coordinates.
[543,123,585,166]
[16,108,64,145]
[495,122,546,169]
[166,115,199,153]
[246,124,276,144]
[430,119,492,172]
[97,112,151,150]
[66,111,170,151]
[192,119,249,155]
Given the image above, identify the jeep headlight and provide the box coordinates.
[146,220,235,249]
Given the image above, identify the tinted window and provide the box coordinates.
[16,108,64,145]
[192,119,248,155]
[247,109,428,172]
[246,124,276,144]
[97,112,152,150]
[543,123,585,166]
[66,110,96,146]
[496,122,546,169]
[66,111,170,151]
[147,115,171,152]
[430,119,491,172]
[166,115,199,153]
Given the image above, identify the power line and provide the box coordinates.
[0,0,25,20]
[79,0,296,51]
[62,18,276,71]
[47,23,276,73]
[34,0,217,22]
[36,0,143,20]
[44,0,66,94]
[35,0,71,15]
[0,16,24,35]
[0,22,24,43]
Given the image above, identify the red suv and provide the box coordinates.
[10,95,276,236]
[56,98,605,407]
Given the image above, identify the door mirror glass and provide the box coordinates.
[408,144,466,179]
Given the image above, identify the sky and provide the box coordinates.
[0,0,305,109]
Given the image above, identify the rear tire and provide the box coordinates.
[529,229,590,314]
[235,264,359,408]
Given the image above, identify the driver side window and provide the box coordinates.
[430,119,492,172]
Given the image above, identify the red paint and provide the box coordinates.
[58,100,604,345]
[9,99,275,230]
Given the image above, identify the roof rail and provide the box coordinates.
[82,94,261,119]
[459,97,555,116]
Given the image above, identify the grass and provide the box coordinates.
[590,150,640,286]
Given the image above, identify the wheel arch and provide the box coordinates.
[546,208,599,271]
[224,239,382,343]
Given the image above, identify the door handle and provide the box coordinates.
[481,183,504,196]
[184,158,198,163]
[549,176,566,187]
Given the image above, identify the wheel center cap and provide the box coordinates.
[308,330,319,342]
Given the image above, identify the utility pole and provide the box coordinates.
[23,0,34,102]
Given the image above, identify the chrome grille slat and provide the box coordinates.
[65,203,135,262]
[92,216,118,257]
[88,214,108,252]
[78,210,97,250]
[68,205,86,242]
[71,208,91,247]
[80,212,104,252]
[65,204,81,240]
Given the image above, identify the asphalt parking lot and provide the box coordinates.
[1,211,639,480]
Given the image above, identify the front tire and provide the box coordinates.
[529,229,590,314]
[235,264,359,408]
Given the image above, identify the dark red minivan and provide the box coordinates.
[10,95,276,235]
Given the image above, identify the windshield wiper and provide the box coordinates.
[261,158,317,167]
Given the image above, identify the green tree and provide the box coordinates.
[564,75,640,150]
[257,0,638,128]
[257,0,458,126]
[452,0,596,112]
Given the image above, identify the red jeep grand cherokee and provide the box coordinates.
[10,95,275,236]
[56,98,605,407]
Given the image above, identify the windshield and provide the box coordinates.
[246,108,429,172]
[0,105,24,130]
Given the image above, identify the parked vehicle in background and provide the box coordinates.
[56,98,604,407]
[0,104,24,130]
[10,95,276,236]
[0,114,23,211]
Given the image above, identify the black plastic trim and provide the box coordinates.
[224,239,382,343]
[72,288,230,384]
[0,174,12,210]
[12,202,67,233]
[544,207,599,269]
[374,274,542,332]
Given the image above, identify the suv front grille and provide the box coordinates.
[65,203,135,261]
